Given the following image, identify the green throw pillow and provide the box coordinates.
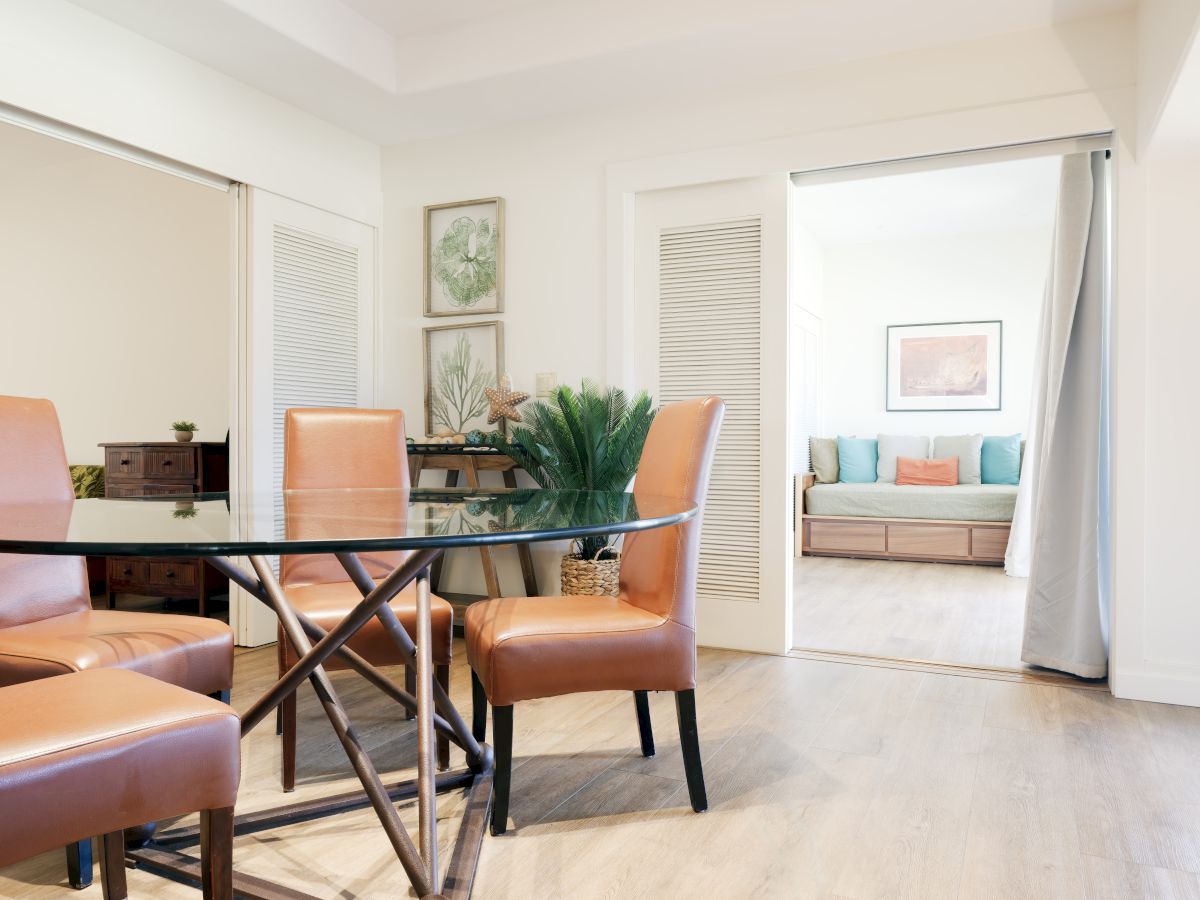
[810,437,839,483]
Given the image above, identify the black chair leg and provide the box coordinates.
[634,691,655,757]
[491,704,513,836]
[675,689,708,813]
[66,839,92,890]
[436,664,451,770]
[210,689,231,704]
[404,666,416,721]
[471,669,487,743]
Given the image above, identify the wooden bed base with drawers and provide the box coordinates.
[795,473,1010,566]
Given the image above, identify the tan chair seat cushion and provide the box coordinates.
[0,668,239,866]
[465,595,695,707]
[281,581,454,668]
[0,609,233,695]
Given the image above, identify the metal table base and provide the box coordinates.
[125,549,493,900]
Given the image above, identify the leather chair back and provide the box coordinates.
[280,408,411,588]
[0,396,90,628]
[619,396,724,627]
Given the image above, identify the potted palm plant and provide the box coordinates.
[171,421,198,443]
[490,380,655,596]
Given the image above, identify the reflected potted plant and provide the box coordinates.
[489,380,655,596]
[171,421,197,443]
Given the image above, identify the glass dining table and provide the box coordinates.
[0,487,696,899]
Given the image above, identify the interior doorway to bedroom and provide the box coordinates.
[788,142,1110,678]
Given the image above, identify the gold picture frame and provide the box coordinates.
[423,197,505,317]
[423,320,505,437]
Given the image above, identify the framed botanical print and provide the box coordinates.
[423,321,504,436]
[423,197,504,317]
[886,320,1002,411]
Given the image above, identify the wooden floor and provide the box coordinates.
[794,555,1031,671]
[4,639,1200,899]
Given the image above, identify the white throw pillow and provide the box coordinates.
[876,434,931,483]
[933,434,984,484]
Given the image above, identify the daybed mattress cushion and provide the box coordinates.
[805,482,1017,522]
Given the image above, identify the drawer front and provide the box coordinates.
[148,559,199,590]
[105,483,196,498]
[146,448,196,479]
[888,524,969,558]
[808,520,886,553]
[972,526,1010,560]
[107,558,149,587]
[105,448,145,479]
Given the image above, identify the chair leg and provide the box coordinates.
[471,669,487,743]
[99,831,127,900]
[436,664,451,770]
[65,839,93,890]
[491,704,513,836]
[210,689,231,704]
[675,690,708,813]
[200,806,234,900]
[281,689,297,792]
[634,690,655,757]
[404,665,416,721]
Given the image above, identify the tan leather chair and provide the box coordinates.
[0,395,234,887]
[0,668,239,898]
[277,408,453,791]
[466,396,724,835]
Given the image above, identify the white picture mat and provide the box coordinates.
[887,320,1002,411]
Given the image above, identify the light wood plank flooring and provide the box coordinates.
[794,555,1030,670]
[3,641,1199,898]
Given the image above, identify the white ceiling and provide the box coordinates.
[66,0,1134,145]
[793,155,1062,247]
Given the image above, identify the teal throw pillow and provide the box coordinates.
[837,436,878,484]
[981,434,1022,485]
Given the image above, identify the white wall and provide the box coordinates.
[0,0,381,224]
[818,228,1049,439]
[0,129,231,464]
[1118,151,1200,704]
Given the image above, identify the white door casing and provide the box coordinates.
[633,175,792,654]
[232,188,376,646]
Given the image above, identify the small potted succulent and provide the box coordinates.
[171,421,198,443]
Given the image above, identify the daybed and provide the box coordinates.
[795,434,1021,566]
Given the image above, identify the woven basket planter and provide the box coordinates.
[560,550,621,597]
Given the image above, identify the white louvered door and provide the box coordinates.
[235,189,376,646]
[658,220,763,604]
[633,175,791,654]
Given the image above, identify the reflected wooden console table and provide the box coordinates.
[408,445,540,621]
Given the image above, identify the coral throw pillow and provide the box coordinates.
[896,456,958,486]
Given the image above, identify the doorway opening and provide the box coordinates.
[789,141,1111,679]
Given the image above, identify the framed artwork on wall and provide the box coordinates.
[423,320,504,436]
[423,197,504,317]
[886,320,1002,411]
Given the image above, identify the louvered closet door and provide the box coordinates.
[236,189,376,646]
[659,220,762,604]
[633,175,791,654]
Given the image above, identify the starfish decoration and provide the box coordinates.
[485,374,529,425]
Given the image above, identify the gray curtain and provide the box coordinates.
[1019,151,1108,679]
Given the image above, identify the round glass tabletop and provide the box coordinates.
[0,488,696,557]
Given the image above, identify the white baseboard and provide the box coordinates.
[1111,667,1200,708]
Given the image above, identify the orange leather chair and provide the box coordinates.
[0,668,239,898]
[0,395,234,888]
[465,396,724,835]
[276,408,453,791]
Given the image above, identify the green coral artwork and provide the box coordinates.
[432,216,497,308]
[424,198,504,316]
[430,332,495,434]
